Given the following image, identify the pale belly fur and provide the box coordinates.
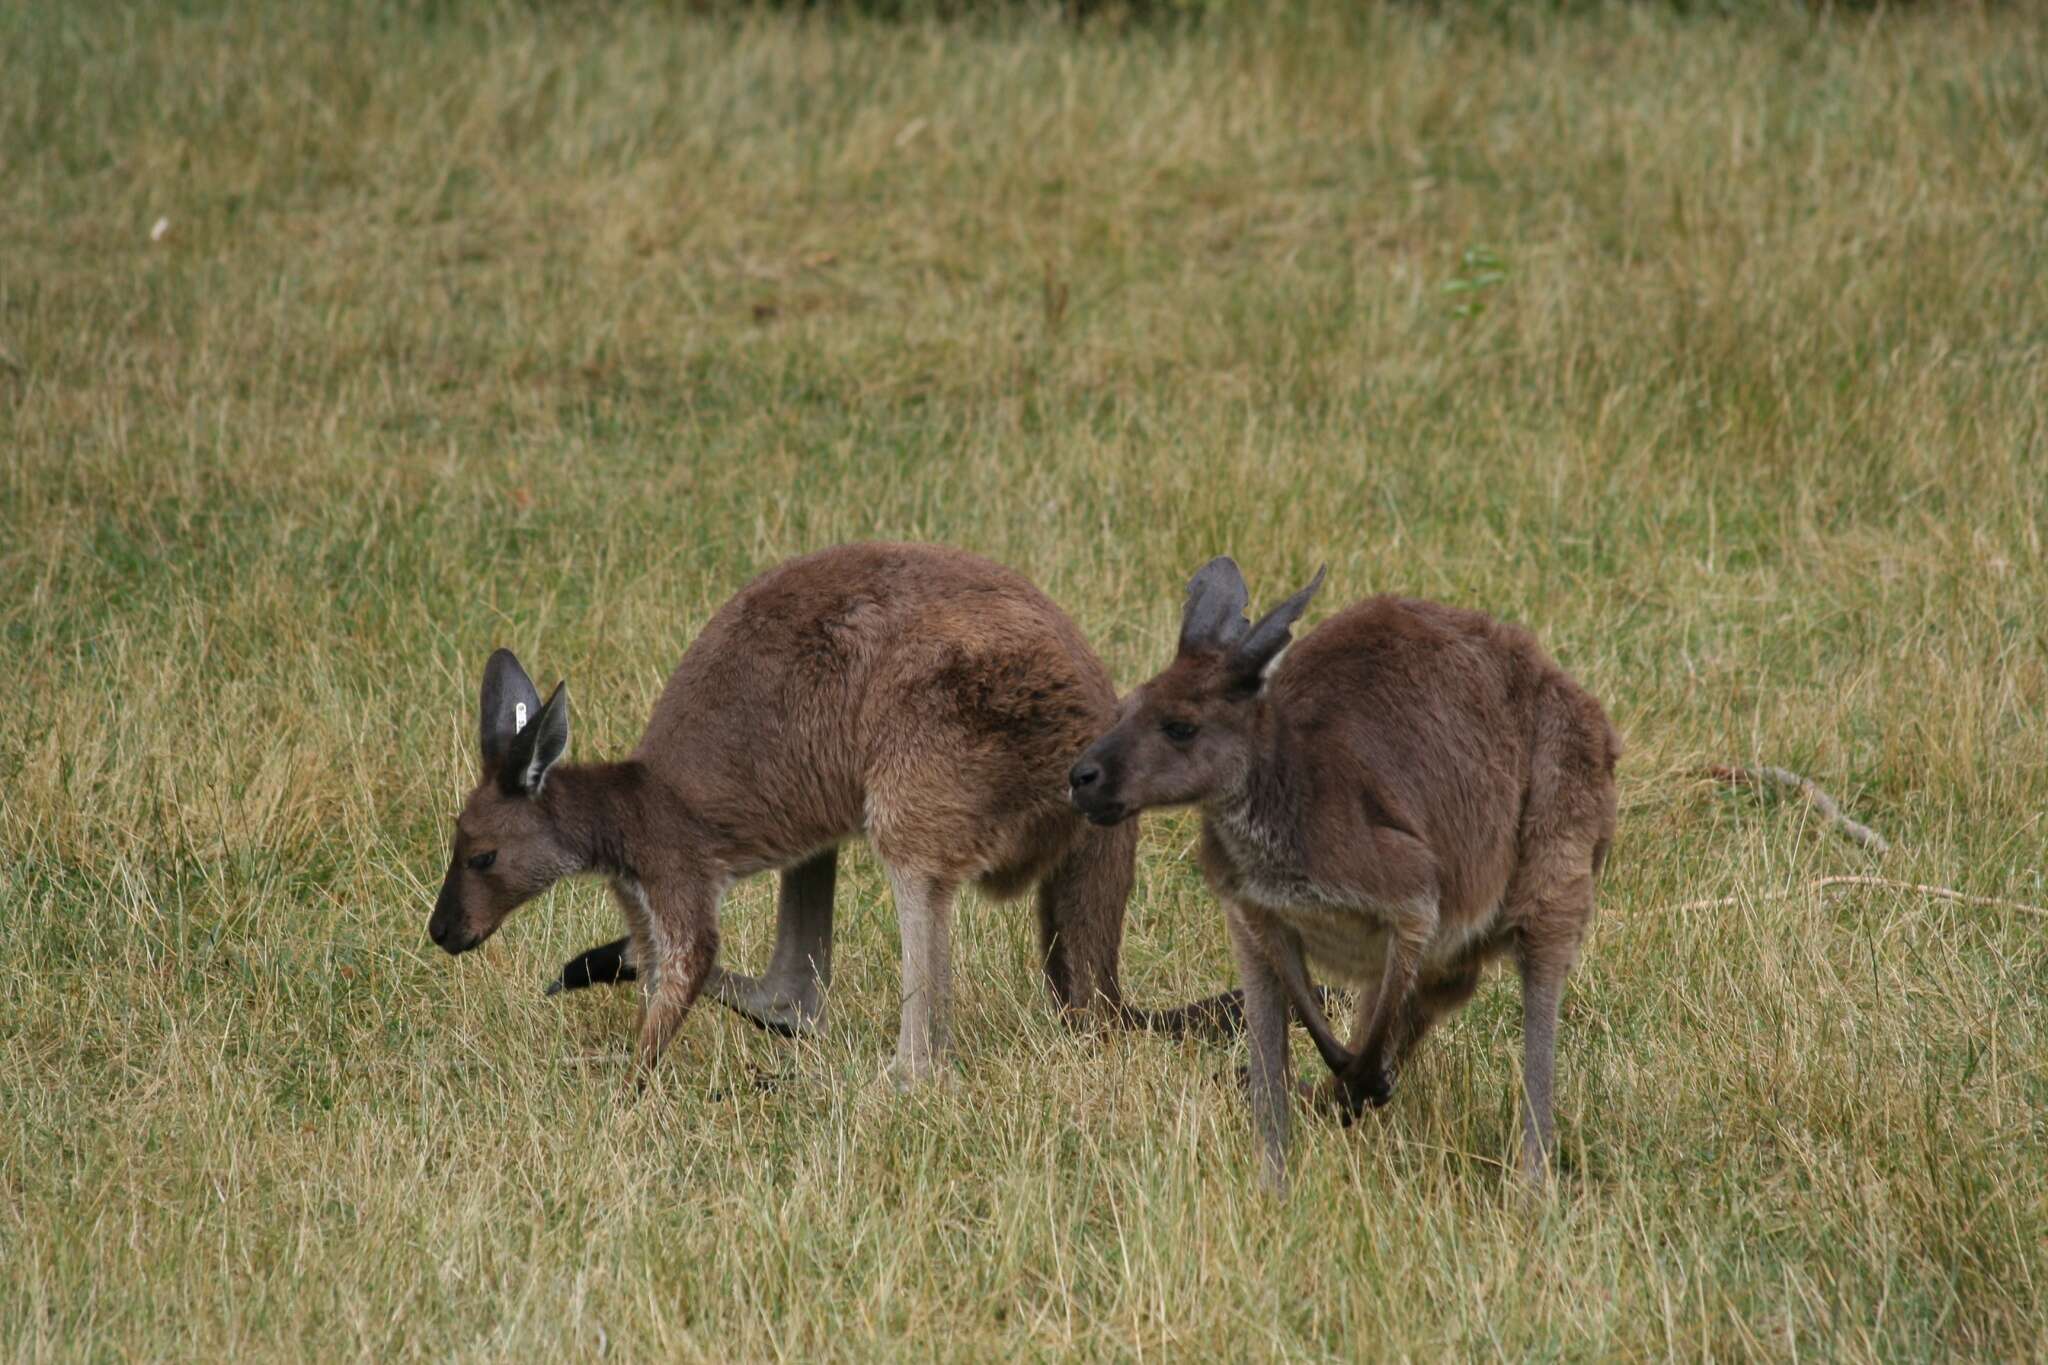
[1271,899,1392,985]
[1262,894,1502,987]
[1213,804,1499,986]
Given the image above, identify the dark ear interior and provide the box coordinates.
[480,649,543,773]
[499,680,569,797]
[1228,565,1327,683]
[530,682,570,785]
[1178,555,1252,655]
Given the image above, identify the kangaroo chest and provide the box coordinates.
[1204,800,1506,987]
[1207,800,1346,909]
[1207,804,1393,984]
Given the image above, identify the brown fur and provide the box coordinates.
[428,543,1145,1081]
[1070,559,1619,1190]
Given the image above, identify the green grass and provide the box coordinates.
[4,0,2046,1357]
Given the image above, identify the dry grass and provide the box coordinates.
[3,1,2045,1358]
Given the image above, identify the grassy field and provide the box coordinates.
[4,0,2046,1357]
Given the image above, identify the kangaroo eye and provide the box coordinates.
[466,850,497,872]
[1161,720,1199,743]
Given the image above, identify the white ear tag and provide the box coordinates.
[514,702,528,734]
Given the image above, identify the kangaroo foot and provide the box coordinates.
[708,965,826,1038]
[1125,983,1340,1046]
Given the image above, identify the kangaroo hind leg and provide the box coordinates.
[709,847,838,1038]
[1510,858,1596,1190]
[885,862,960,1089]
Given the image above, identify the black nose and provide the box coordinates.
[429,916,450,947]
[1069,761,1101,791]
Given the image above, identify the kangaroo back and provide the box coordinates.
[632,543,1117,890]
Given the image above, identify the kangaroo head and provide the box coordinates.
[1068,557,1323,826]
[428,649,577,955]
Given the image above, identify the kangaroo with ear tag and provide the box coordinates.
[429,542,1242,1082]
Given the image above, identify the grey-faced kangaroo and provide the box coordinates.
[1069,558,1618,1189]
[428,542,1223,1083]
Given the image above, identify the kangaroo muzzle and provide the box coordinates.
[428,868,485,955]
[1067,747,1130,826]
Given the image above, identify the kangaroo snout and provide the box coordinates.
[427,908,472,955]
[429,878,484,956]
[1067,754,1127,826]
[429,914,487,956]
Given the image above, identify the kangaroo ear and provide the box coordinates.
[499,681,569,797]
[479,649,543,774]
[1178,556,1252,655]
[1228,565,1326,686]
